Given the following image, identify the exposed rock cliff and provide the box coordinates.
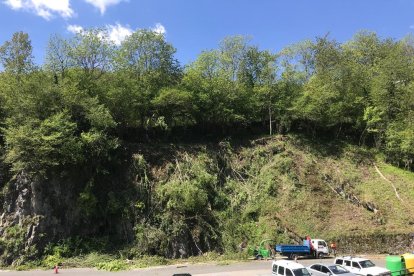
[0,172,80,265]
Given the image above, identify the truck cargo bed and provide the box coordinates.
[275,245,310,253]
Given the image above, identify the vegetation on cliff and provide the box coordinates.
[0,29,413,267]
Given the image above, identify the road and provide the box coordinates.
[0,255,387,276]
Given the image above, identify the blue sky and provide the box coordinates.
[1,0,414,65]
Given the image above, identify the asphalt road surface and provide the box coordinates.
[0,255,387,276]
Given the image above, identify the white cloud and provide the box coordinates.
[106,23,132,45]
[83,0,124,15]
[4,0,22,9]
[66,23,132,46]
[151,23,166,35]
[3,0,73,20]
[67,24,84,34]
[66,22,166,45]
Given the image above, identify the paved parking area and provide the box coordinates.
[0,255,387,276]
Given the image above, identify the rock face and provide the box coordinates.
[0,160,135,265]
[0,171,81,265]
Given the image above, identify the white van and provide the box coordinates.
[272,260,312,276]
[334,256,391,276]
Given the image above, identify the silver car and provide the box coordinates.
[307,264,356,276]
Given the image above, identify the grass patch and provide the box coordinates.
[96,260,128,271]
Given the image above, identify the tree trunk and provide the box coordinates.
[269,106,272,136]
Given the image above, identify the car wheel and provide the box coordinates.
[318,252,323,259]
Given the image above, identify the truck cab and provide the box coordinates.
[310,239,330,258]
[335,256,391,276]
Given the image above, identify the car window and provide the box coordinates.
[344,260,351,266]
[311,265,321,271]
[352,262,361,269]
[329,265,350,274]
[293,268,311,276]
[279,265,285,275]
[321,266,330,273]
[273,265,278,273]
[335,259,343,265]
[318,241,327,247]
[359,260,375,268]
[286,269,294,276]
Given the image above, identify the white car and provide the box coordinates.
[334,257,391,276]
[272,260,312,276]
[307,263,356,276]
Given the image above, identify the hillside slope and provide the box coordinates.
[130,134,414,255]
[0,134,413,265]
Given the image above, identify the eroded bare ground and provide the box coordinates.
[0,256,388,276]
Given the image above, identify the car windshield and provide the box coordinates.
[359,260,376,268]
[329,265,350,274]
[294,268,311,276]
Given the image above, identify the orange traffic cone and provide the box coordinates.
[54,265,59,274]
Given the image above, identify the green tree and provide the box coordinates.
[0,32,33,77]
[182,36,263,127]
[109,30,181,129]
[293,36,367,133]
[68,28,115,88]
[45,34,72,82]
[3,111,82,175]
[151,87,194,127]
[243,48,278,134]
